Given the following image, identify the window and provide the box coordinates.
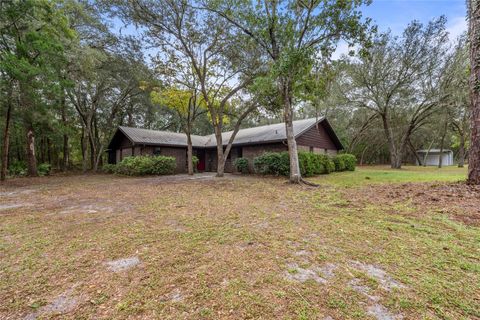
[309,146,314,153]
[153,147,161,155]
[237,147,243,158]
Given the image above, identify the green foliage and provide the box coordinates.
[338,154,357,171]
[332,155,346,172]
[37,163,51,176]
[332,154,357,172]
[254,151,337,177]
[234,158,249,174]
[192,155,199,172]
[113,156,176,176]
[252,151,348,177]
[8,161,27,177]
[102,164,116,174]
[253,152,290,176]
[298,152,335,176]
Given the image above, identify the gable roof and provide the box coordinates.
[109,117,343,150]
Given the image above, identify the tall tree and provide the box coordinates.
[0,0,73,176]
[151,86,205,175]
[341,19,450,169]
[113,0,262,177]
[468,0,480,184]
[206,0,373,182]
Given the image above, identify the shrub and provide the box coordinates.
[38,163,51,176]
[114,155,176,176]
[332,155,346,172]
[192,155,199,167]
[102,163,116,174]
[254,151,336,177]
[253,152,290,176]
[8,161,27,177]
[337,154,357,171]
[234,157,249,174]
[298,152,336,176]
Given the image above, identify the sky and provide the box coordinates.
[333,0,467,58]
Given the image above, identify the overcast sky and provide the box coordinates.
[333,0,467,58]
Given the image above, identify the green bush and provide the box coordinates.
[234,157,249,173]
[192,155,199,167]
[8,161,27,176]
[114,156,176,176]
[253,152,290,176]
[38,163,51,176]
[332,155,346,172]
[337,154,357,171]
[253,151,336,177]
[299,152,335,176]
[102,163,116,174]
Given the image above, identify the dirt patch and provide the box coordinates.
[0,203,30,211]
[348,182,480,226]
[284,262,337,284]
[367,304,403,320]
[165,288,184,302]
[349,261,405,291]
[105,257,140,272]
[349,278,379,301]
[24,288,83,320]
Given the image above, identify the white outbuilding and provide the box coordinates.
[416,149,454,166]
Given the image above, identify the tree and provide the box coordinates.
[341,19,450,169]
[206,0,373,182]
[151,86,205,175]
[112,0,262,177]
[0,0,73,176]
[468,0,480,184]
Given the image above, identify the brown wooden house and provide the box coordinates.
[107,117,343,173]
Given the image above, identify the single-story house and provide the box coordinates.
[107,117,344,173]
[416,149,454,166]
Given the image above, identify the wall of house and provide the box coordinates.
[242,143,288,173]
[296,123,338,154]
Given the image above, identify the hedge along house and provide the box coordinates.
[107,117,344,173]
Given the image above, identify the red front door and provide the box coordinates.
[196,149,206,171]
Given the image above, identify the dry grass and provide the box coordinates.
[0,168,478,319]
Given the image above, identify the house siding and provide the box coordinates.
[296,123,337,154]
[242,143,288,172]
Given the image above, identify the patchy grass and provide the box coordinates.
[310,165,468,187]
[0,167,478,320]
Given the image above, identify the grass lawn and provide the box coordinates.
[0,166,478,320]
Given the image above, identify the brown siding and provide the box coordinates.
[159,147,187,173]
[242,143,288,172]
[296,123,337,151]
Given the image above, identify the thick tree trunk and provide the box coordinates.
[187,132,193,175]
[281,79,301,183]
[469,0,480,184]
[25,124,37,176]
[81,126,88,173]
[458,134,465,167]
[215,128,225,177]
[61,91,69,171]
[1,89,12,181]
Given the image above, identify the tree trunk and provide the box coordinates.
[281,78,301,183]
[215,128,225,177]
[469,0,480,184]
[438,116,448,168]
[1,85,13,181]
[186,131,193,175]
[81,126,88,173]
[25,124,38,176]
[61,91,69,171]
[458,133,465,167]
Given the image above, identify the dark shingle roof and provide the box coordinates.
[115,117,334,148]
[118,126,208,147]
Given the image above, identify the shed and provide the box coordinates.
[416,149,454,166]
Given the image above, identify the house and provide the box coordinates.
[416,149,454,166]
[107,117,344,173]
